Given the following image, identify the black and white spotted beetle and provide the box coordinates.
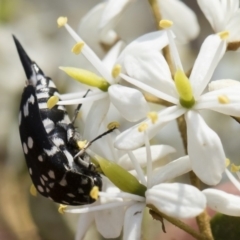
[14,36,105,205]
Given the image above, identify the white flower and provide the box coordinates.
[79,0,135,46]
[64,131,206,240]
[78,0,199,47]
[114,22,236,185]
[197,0,240,43]
[157,0,200,43]
[203,188,240,216]
[58,18,171,125]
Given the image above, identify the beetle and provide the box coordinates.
[14,36,103,205]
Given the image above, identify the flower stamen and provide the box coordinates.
[159,19,173,29]
[57,16,68,27]
[112,64,121,78]
[218,31,229,40]
[47,96,59,109]
[72,42,85,55]
[30,184,37,197]
[218,95,230,104]
[138,123,148,132]
[147,112,158,124]
[108,121,120,130]
[231,163,240,173]
[58,204,67,214]
[90,186,99,200]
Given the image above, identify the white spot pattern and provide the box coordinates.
[23,94,35,117]
[42,118,55,133]
[27,137,33,149]
[40,178,45,186]
[44,146,58,156]
[41,175,48,181]
[29,168,32,175]
[63,150,74,167]
[36,92,49,99]
[59,178,67,186]
[38,155,43,162]
[48,170,55,179]
[67,193,75,198]
[52,138,64,147]
[39,103,47,109]
[37,185,44,193]
[23,143,28,154]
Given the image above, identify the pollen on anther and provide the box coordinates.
[147,112,158,124]
[231,163,240,173]
[90,186,99,200]
[58,204,67,214]
[71,42,84,55]
[138,123,148,132]
[159,19,173,29]
[218,95,230,104]
[108,121,120,129]
[30,184,37,197]
[47,96,59,109]
[112,64,121,78]
[218,31,229,40]
[77,140,87,149]
[225,158,230,167]
[57,17,68,27]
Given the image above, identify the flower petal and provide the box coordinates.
[117,30,169,65]
[195,87,240,117]
[120,50,178,99]
[158,0,200,43]
[185,110,226,185]
[197,0,225,32]
[78,3,107,55]
[208,79,240,91]
[151,156,192,186]
[108,85,149,122]
[146,183,206,218]
[99,0,133,44]
[114,106,185,150]
[102,41,124,71]
[75,212,94,240]
[203,188,240,216]
[118,145,176,170]
[95,203,125,238]
[226,9,240,41]
[190,34,226,98]
[123,203,145,240]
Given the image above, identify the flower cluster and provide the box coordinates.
[52,0,240,239]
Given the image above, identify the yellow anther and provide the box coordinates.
[138,123,148,132]
[225,158,230,167]
[159,19,173,29]
[147,112,158,124]
[90,186,99,200]
[57,17,68,27]
[30,184,37,197]
[58,204,67,214]
[112,64,121,78]
[218,95,230,104]
[47,96,59,109]
[77,140,87,149]
[107,122,120,129]
[218,31,229,40]
[71,42,85,55]
[231,163,240,173]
